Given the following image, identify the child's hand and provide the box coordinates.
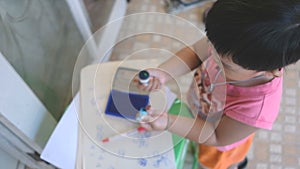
[134,68,169,91]
[138,108,168,131]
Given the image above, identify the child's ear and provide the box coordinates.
[270,68,283,77]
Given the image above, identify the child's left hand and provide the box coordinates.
[138,108,169,131]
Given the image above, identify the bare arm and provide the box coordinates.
[158,37,211,84]
[137,38,211,91]
[167,114,258,146]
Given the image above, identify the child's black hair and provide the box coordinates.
[205,0,300,71]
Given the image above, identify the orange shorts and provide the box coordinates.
[198,134,255,169]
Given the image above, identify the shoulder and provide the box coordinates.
[225,77,283,130]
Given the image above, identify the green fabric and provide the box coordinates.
[168,99,196,169]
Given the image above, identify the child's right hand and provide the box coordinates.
[138,108,169,131]
[135,68,169,92]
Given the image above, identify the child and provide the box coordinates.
[137,0,300,168]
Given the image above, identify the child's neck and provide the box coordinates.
[225,71,275,87]
[218,55,279,87]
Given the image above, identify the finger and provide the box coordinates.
[150,77,161,90]
[142,77,154,91]
[148,77,158,91]
[140,115,153,122]
[137,79,162,93]
[137,80,152,91]
[135,75,151,90]
[145,105,151,110]
[135,111,142,121]
[147,109,165,117]
[139,123,152,131]
[141,112,161,124]
[147,109,156,116]
[137,85,147,91]
[132,77,139,86]
[145,109,154,116]
[136,80,148,89]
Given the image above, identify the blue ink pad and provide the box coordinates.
[105,90,149,120]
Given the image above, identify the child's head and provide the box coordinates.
[205,0,300,71]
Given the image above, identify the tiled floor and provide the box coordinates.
[110,0,300,168]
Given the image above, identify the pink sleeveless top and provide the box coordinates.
[187,55,283,151]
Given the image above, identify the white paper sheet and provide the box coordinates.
[41,94,79,169]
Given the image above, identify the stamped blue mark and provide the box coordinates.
[138,158,148,167]
[153,154,171,168]
[132,130,153,147]
[143,131,152,138]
